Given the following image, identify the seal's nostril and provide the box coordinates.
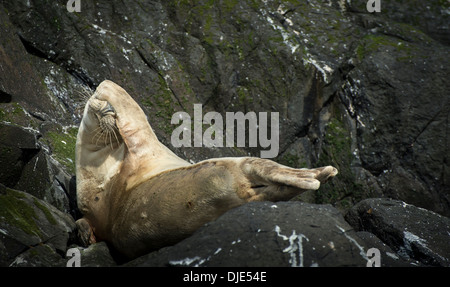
[101,103,115,116]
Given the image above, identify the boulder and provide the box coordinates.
[345,198,450,267]
[0,122,75,215]
[125,202,416,267]
[0,184,76,267]
[66,242,117,267]
[8,244,67,267]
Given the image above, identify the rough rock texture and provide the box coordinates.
[0,123,78,217]
[0,0,449,267]
[0,184,75,267]
[125,201,420,267]
[345,198,450,267]
[67,242,117,267]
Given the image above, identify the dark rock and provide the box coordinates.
[0,185,76,267]
[8,244,67,267]
[67,242,117,267]
[349,0,449,45]
[345,198,450,266]
[0,123,74,214]
[354,231,421,267]
[0,4,59,121]
[341,30,449,214]
[125,202,415,267]
[0,123,39,188]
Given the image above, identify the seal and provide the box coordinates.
[75,80,338,260]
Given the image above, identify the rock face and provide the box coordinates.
[1,0,448,216]
[345,198,450,267]
[0,184,75,267]
[67,242,117,267]
[125,201,424,267]
[0,0,448,267]
[0,123,78,217]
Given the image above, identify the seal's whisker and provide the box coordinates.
[104,126,109,147]
[105,125,113,147]
[111,127,120,146]
[91,124,103,133]
[96,133,105,148]
[91,125,102,136]
[94,132,103,148]
[93,127,105,147]
[81,85,93,99]
[75,87,92,103]
[108,128,114,151]
[91,126,104,144]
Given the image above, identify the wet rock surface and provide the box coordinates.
[0,0,448,266]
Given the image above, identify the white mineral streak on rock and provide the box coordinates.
[336,225,368,261]
[275,225,309,267]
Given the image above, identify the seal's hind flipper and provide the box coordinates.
[239,158,338,202]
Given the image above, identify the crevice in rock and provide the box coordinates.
[0,90,13,103]
[18,34,52,61]
[276,121,312,157]
[19,148,40,166]
[28,111,47,122]
[54,175,81,221]
[67,68,97,90]
[410,107,443,147]
[18,32,96,90]
[135,47,186,111]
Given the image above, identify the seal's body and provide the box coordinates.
[75,80,337,260]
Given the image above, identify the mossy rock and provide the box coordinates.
[8,243,66,267]
[0,185,76,267]
[45,126,78,175]
[0,187,43,239]
[316,116,366,211]
[355,33,423,63]
[0,102,38,128]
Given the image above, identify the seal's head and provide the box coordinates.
[79,80,162,153]
[83,97,120,148]
[75,80,189,241]
[75,80,189,208]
